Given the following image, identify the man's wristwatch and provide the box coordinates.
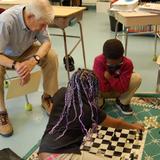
[33,55,40,64]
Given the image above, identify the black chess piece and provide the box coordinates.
[139,129,143,136]
[112,133,117,140]
[130,153,134,160]
[138,130,143,140]
[112,133,118,141]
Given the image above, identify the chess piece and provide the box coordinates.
[98,133,103,139]
[112,133,117,140]
[139,129,143,135]
[92,123,98,133]
[85,129,93,141]
[120,156,125,160]
[138,130,143,140]
[130,152,135,160]
[134,134,139,145]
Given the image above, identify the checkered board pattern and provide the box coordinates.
[25,126,147,160]
[80,125,147,160]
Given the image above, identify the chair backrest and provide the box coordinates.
[6,70,41,99]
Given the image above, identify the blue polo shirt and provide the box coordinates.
[0,5,50,57]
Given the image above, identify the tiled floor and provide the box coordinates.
[0,6,160,158]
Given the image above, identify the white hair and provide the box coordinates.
[25,0,55,23]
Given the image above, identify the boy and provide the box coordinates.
[93,39,141,115]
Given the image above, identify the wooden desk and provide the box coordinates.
[114,11,160,60]
[0,0,86,79]
[48,6,86,80]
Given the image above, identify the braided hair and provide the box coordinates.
[49,69,99,139]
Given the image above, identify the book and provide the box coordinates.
[110,0,138,11]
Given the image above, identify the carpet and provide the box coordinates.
[23,95,160,160]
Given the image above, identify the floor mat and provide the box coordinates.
[23,96,160,160]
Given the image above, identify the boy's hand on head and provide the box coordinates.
[132,123,145,131]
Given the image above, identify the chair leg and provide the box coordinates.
[4,80,9,88]
[24,95,32,111]
[5,71,33,111]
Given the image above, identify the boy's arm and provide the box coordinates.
[105,61,134,93]
[93,56,111,92]
[101,115,144,131]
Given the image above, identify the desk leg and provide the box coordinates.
[124,27,129,56]
[78,21,86,68]
[153,25,158,61]
[114,20,119,38]
[115,21,128,56]
[51,22,86,81]
[62,28,70,80]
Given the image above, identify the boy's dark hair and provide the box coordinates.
[103,39,124,59]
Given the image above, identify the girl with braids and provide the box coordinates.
[38,69,144,160]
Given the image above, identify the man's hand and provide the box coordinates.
[104,71,111,80]
[14,59,37,86]
[20,74,30,86]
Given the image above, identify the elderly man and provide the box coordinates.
[0,0,58,137]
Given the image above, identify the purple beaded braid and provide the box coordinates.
[49,69,99,139]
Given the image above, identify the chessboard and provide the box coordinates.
[24,125,147,160]
[80,125,147,160]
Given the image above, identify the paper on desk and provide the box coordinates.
[138,3,160,14]
[110,0,138,11]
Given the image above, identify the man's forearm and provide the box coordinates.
[0,54,15,69]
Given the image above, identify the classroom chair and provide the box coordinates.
[5,70,41,111]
